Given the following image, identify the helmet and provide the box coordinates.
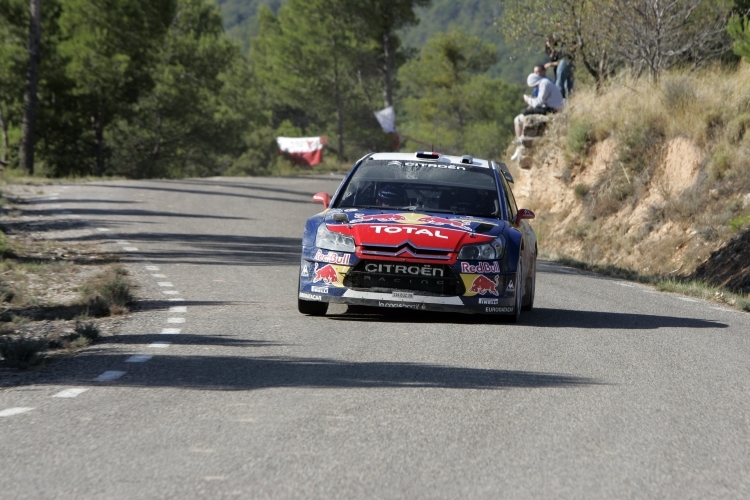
[376,184,408,207]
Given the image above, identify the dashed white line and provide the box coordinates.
[679,297,700,303]
[169,306,187,313]
[126,355,153,363]
[149,342,171,348]
[163,290,180,295]
[93,370,126,382]
[167,317,186,324]
[168,298,185,302]
[161,328,181,334]
[123,247,139,252]
[96,227,110,232]
[158,282,174,287]
[151,274,166,278]
[145,266,160,271]
[115,240,129,245]
[0,407,35,417]
[52,388,89,398]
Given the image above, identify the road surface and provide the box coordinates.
[1,176,748,499]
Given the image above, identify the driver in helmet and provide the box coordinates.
[376,184,409,207]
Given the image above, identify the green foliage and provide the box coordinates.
[398,31,521,158]
[79,267,133,316]
[74,321,100,341]
[0,335,47,369]
[567,121,594,157]
[728,14,750,59]
[729,215,750,231]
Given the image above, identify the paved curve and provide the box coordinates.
[1,177,749,499]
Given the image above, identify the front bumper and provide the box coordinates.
[299,285,517,315]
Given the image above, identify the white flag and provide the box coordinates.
[374,106,396,133]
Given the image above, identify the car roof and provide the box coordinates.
[368,152,492,169]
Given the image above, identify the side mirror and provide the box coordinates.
[514,208,535,226]
[312,192,331,208]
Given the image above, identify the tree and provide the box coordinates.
[57,0,176,175]
[0,0,27,167]
[17,0,41,173]
[353,0,430,109]
[107,0,242,178]
[398,30,521,158]
[252,0,372,161]
[613,0,734,80]
[502,0,619,89]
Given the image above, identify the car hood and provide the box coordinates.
[325,209,504,255]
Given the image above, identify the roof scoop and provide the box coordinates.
[460,155,473,164]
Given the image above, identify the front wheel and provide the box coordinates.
[510,260,523,324]
[298,297,328,316]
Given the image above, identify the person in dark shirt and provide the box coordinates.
[544,36,574,99]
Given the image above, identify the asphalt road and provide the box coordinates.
[1,176,749,499]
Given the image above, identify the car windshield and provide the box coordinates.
[335,159,501,218]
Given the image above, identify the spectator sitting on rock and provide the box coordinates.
[512,65,563,144]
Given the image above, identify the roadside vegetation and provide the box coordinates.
[0,191,133,371]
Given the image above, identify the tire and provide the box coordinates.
[298,298,328,316]
[510,260,523,323]
[522,257,536,312]
[297,277,328,316]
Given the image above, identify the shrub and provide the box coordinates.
[661,76,696,112]
[0,335,47,369]
[74,321,100,341]
[567,121,594,158]
[574,183,590,199]
[729,215,750,231]
[79,267,134,316]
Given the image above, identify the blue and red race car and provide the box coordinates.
[298,152,537,322]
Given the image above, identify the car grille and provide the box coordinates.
[344,260,464,296]
[359,243,452,260]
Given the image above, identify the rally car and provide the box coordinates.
[297,152,537,322]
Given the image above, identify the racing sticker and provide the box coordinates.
[348,212,494,232]
[314,249,351,265]
[311,263,350,288]
[485,306,513,313]
[311,286,329,294]
[461,274,500,296]
[299,292,322,301]
[460,261,500,273]
[478,298,498,305]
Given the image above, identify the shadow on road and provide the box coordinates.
[53,354,599,391]
[98,334,282,348]
[327,306,728,329]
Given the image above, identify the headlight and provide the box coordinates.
[315,223,355,253]
[458,236,505,260]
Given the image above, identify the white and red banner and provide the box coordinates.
[276,136,327,166]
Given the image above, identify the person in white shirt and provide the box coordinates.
[513,66,563,143]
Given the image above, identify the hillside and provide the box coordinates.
[505,66,750,303]
[214,0,540,84]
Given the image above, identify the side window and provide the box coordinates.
[500,175,518,221]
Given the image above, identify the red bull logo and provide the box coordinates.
[353,213,407,223]
[313,263,340,285]
[469,275,500,296]
[416,216,471,229]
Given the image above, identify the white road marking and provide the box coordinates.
[711,306,734,312]
[93,371,126,382]
[151,274,166,278]
[157,282,174,287]
[167,317,186,324]
[613,282,635,288]
[162,290,179,295]
[168,298,185,302]
[169,306,187,313]
[71,215,81,218]
[679,297,700,302]
[161,328,181,334]
[116,240,129,245]
[149,342,171,348]
[0,407,34,417]
[145,266,160,271]
[126,355,153,363]
[123,247,139,252]
[52,388,89,398]
[96,227,110,232]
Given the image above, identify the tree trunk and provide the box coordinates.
[18,0,41,175]
[95,111,105,176]
[382,32,393,109]
[0,106,8,167]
